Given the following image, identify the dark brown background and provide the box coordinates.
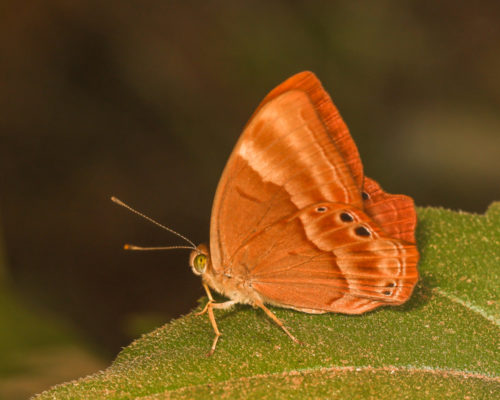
[1,0,499,364]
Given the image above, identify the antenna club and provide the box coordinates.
[124,244,131,250]
[111,196,124,206]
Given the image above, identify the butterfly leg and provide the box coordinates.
[197,282,237,356]
[254,299,301,344]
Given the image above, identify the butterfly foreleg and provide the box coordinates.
[254,299,301,345]
[198,282,237,356]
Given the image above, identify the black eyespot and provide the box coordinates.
[388,282,396,288]
[362,191,370,200]
[383,290,391,296]
[316,206,328,213]
[354,226,371,237]
[340,212,354,222]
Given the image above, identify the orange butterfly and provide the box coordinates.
[115,71,419,356]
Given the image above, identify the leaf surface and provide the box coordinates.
[35,204,500,399]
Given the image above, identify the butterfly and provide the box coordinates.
[114,71,419,356]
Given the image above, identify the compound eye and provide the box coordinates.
[192,254,207,275]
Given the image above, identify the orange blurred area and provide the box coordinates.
[1,1,499,397]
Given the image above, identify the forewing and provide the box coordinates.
[210,76,363,271]
[250,71,364,188]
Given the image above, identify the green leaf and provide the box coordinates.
[34,204,500,399]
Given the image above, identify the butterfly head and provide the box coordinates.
[189,243,210,276]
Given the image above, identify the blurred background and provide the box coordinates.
[1,1,499,398]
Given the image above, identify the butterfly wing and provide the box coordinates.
[362,177,417,243]
[209,71,419,313]
[210,73,364,271]
[233,202,418,314]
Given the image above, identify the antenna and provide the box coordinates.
[123,244,195,251]
[111,196,197,250]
